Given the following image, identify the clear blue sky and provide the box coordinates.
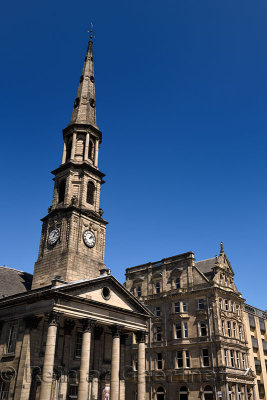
[0,0,266,309]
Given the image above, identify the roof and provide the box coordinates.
[0,266,32,298]
[195,258,216,279]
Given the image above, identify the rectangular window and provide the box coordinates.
[177,351,183,368]
[200,322,207,337]
[75,331,83,358]
[155,282,160,294]
[249,314,255,328]
[6,325,17,354]
[137,286,141,297]
[219,298,222,310]
[239,326,243,341]
[202,349,209,367]
[134,359,138,371]
[184,322,188,338]
[198,299,205,310]
[230,350,235,367]
[156,327,162,342]
[230,301,234,312]
[224,349,228,366]
[233,323,237,338]
[236,351,240,368]
[155,307,161,317]
[182,302,187,312]
[0,379,10,400]
[222,320,225,336]
[242,353,246,369]
[185,350,190,368]
[175,323,182,339]
[174,302,180,313]
[236,305,240,316]
[225,300,229,311]
[157,353,163,369]
[259,318,266,333]
[227,321,232,337]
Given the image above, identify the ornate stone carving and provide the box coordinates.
[82,318,95,332]
[110,324,123,338]
[136,330,147,343]
[48,311,60,326]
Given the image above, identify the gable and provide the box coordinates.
[54,276,150,315]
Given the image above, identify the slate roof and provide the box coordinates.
[195,258,216,279]
[0,266,32,298]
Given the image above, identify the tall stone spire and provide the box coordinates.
[32,34,107,289]
[70,36,97,127]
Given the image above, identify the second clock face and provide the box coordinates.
[83,230,96,248]
[48,228,60,245]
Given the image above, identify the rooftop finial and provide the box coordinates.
[88,22,94,41]
[220,242,224,255]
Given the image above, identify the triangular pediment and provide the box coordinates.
[53,275,151,316]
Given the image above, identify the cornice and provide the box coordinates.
[63,123,102,143]
[51,161,105,180]
[41,205,108,225]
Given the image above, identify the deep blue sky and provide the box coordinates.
[0,0,266,309]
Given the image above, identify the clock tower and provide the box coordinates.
[32,36,108,289]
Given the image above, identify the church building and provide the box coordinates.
[0,36,151,400]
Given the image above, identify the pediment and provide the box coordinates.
[54,275,151,316]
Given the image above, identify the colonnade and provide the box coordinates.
[39,312,146,400]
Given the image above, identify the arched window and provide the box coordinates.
[155,281,160,294]
[88,139,95,161]
[66,139,72,161]
[86,181,95,205]
[204,386,214,400]
[58,179,66,203]
[180,386,188,400]
[156,387,165,400]
[175,277,180,289]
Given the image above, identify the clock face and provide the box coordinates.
[83,230,96,248]
[48,228,60,245]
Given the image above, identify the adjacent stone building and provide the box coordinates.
[125,244,266,400]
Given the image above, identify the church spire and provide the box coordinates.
[70,32,97,127]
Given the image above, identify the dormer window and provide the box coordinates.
[155,281,160,294]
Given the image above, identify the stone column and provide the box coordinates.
[110,325,122,400]
[84,133,90,161]
[70,132,77,160]
[252,386,256,400]
[91,377,98,400]
[39,312,60,400]
[136,331,146,400]
[94,140,99,167]
[77,319,94,400]
[61,141,67,164]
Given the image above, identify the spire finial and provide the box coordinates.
[87,22,94,41]
[220,242,224,255]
